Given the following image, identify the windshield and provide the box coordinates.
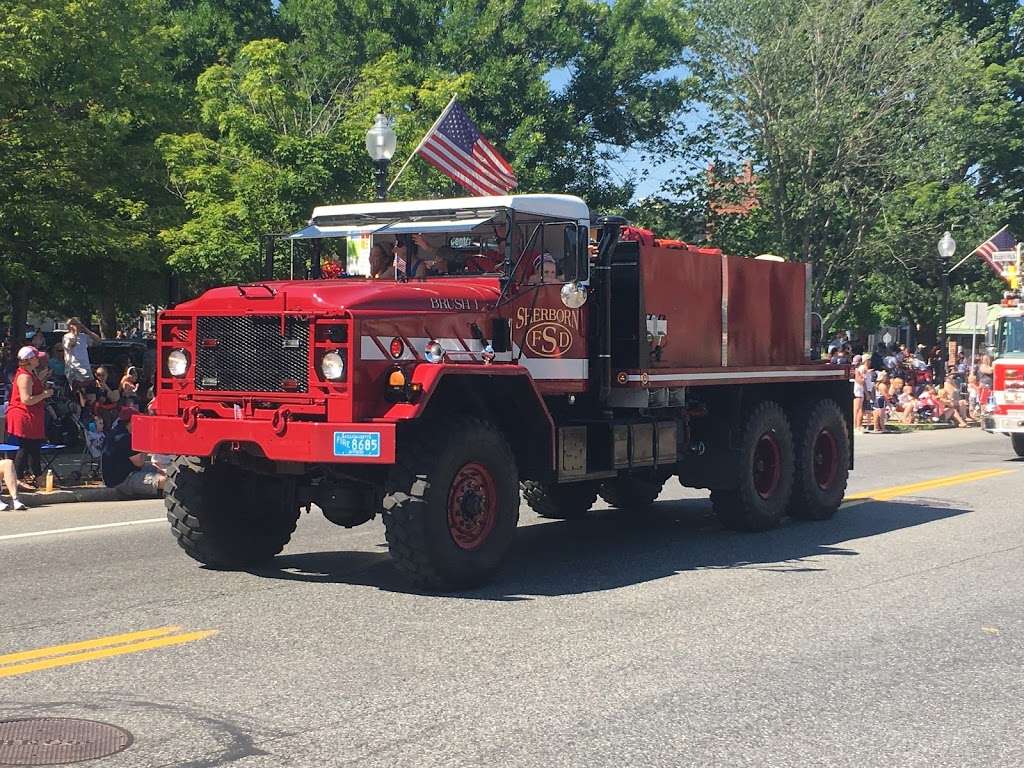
[1001,317,1024,354]
[284,215,582,285]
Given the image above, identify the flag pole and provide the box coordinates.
[386,95,459,194]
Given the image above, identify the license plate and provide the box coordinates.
[333,431,381,457]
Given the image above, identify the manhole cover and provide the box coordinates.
[0,718,132,765]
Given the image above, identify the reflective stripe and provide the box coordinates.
[625,369,845,383]
[519,357,588,380]
[361,335,585,378]
[360,336,386,360]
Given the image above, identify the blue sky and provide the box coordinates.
[545,65,698,201]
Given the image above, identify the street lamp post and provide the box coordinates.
[365,113,397,201]
[937,230,956,353]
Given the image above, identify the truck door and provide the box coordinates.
[497,222,589,394]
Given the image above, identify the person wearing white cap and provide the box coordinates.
[6,346,53,490]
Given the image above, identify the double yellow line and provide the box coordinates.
[0,626,216,679]
[846,467,1013,503]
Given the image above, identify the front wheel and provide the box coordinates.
[711,400,794,532]
[382,418,520,590]
[165,457,300,568]
[1012,433,1024,458]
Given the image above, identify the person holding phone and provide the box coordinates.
[6,346,53,489]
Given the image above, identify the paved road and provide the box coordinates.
[2,428,1022,767]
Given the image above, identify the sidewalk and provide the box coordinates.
[19,485,126,506]
[9,448,130,507]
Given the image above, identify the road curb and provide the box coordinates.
[19,486,125,506]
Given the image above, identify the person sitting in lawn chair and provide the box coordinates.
[101,407,165,498]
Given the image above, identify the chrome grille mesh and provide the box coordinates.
[194,316,309,392]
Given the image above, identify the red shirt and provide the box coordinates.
[7,367,45,440]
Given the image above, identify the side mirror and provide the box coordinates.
[985,323,996,350]
[562,225,589,284]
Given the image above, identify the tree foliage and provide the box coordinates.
[2,0,1023,343]
[158,0,692,286]
[0,0,179,336]
[652,0,1017,337]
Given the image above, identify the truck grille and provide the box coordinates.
[195,316,309,392]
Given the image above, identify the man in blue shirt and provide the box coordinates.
[101,407,165,497]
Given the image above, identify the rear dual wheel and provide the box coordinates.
[711,399,850,531]
[788,399,850,520]
[711,401,794,532]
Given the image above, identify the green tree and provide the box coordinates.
[167,0,278,88]
[0,0,179,338]
[677,0,1000,333]
[159,0,694,286]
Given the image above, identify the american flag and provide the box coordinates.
[972,225,1016,277]
[417,101,517,196]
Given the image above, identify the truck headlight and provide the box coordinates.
[167,349,190,377]
[321,351,345,380]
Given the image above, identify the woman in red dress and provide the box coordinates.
[7,346,53,489]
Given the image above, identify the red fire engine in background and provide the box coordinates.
[133,194,853,589]
[982,286,1024,457]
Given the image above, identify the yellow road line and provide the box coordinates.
[0,628,217,679]
[0,626,182,667]
[846,468,1013,503]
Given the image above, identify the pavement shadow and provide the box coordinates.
[250,496,968,600]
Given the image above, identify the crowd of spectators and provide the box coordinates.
[0,318,158,494]
[826,332,994,433]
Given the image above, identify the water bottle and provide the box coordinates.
[44,470,54,493]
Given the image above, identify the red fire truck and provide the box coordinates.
[134,194,853,589]
[982,290,1024,457]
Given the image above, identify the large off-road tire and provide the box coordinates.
[599,470,670,512]
[522,480,598,519]
[382,418,520,590]
[1012,433,1024,457]
[711,400,795,532]
[165,456,300,568]
[788,398,850,520]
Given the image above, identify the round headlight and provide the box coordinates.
[167,349,189,377]
[424,340,444,364]
[321,351,345,380]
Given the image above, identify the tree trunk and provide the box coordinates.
[98,292,117,339]
[8,282,29,350]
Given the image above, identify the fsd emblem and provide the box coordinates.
[525,322,573,358]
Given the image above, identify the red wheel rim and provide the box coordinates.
[813,429,838,490]
[753,432,781,499]
[447,462,498,551]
